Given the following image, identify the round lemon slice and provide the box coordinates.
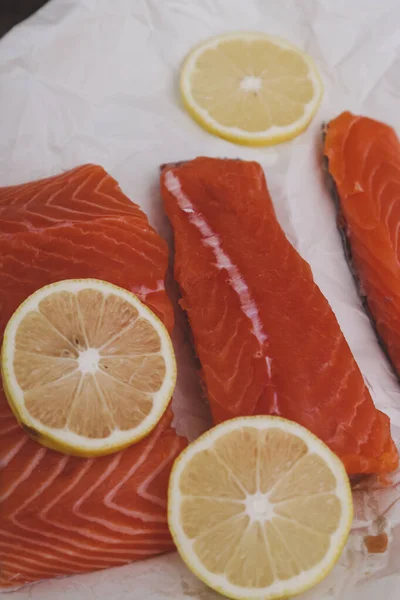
[180,32,323,146]
[168,416,353,600]
[1,279,176,457]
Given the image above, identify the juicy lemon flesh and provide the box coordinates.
[2,280,176,456]
[181,33,323,146]
[169,417,353,600]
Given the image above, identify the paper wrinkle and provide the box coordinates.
[1,0,400,598]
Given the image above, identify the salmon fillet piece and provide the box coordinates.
[161,157,398,476]
[325,112,400,379]
[0,165,186,589]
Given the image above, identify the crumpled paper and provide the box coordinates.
[1,0,400,598]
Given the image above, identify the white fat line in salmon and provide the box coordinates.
[1,434,176,570]
[0,438,27,469]
[133,279,165,299]
[270,391,281,415]
[73,418,171,528]
[164,171,269,351]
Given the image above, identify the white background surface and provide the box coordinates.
[1,0,400,598]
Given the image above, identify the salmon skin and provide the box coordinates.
[0,165,186,589]
[161,157,398,476]
[324,112,400,380]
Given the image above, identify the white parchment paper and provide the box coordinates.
[1,0,400,598]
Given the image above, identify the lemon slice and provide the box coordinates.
[168,416,353,600]
[1,279,176,457]
[180,32,323,146]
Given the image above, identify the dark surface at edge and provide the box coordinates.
[0,0,49,38]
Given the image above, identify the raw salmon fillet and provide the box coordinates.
[325,112,400,378]
[161,157,398,476]
[0,165,186,589]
